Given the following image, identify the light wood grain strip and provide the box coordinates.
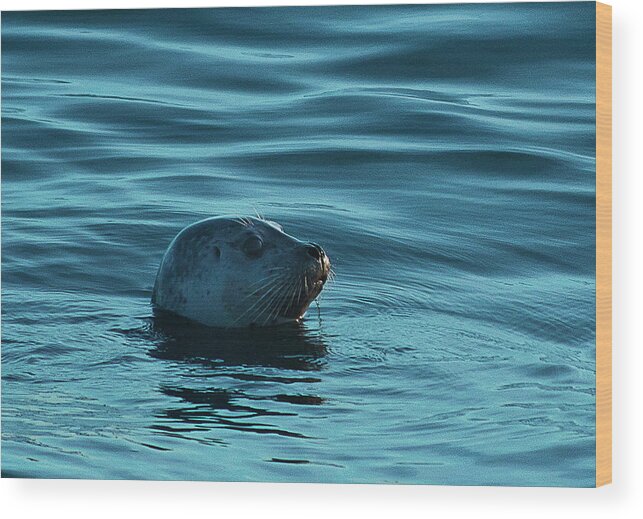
[595,1,612,488]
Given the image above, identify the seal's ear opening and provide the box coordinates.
[212,246,221,262]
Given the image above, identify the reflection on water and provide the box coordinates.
[148,316,328,443]
[150,313,328,371]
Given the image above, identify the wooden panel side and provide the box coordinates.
[595,1,612,488]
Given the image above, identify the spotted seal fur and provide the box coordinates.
[152,216,331,327]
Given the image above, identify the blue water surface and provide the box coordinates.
[1,3,596,486]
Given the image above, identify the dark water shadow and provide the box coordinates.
[145,312,330,444]
[148,311,328,371]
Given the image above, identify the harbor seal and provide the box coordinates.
[152,216,331,328]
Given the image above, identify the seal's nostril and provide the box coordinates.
[305,243,324,261]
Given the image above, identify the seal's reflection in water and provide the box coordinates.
[148,312,328,443]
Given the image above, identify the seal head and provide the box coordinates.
[152,216,331,328]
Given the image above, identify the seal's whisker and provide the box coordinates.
[257,268,289,282]
[243,283,284,325]
[242,278,284,303]
[248,272,281,287]
[280,277,296,321]
[234,289,275,324]
[274,276,297,322]
[295,275,304,306]
[253,207,266,221]
[235,276,287,323]
[249,269,291,286]
[257,278,290,325]
[248,274,287,302]
[246,277,284,303]
[280,275,301,323]
[267,276,297,325]
[233,216,251,227]
[262,291,283,326]
[255,275,290,321]
[247,273,283,291]
[279,276,299,321]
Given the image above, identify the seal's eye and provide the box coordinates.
[242,236,264,258]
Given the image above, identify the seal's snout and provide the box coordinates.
[302,242,331,287]
[304,242,325,261]
[303,242,330,274]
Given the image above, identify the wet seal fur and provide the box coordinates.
[152,216,331,327]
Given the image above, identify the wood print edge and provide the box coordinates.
[595,0,612,488]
